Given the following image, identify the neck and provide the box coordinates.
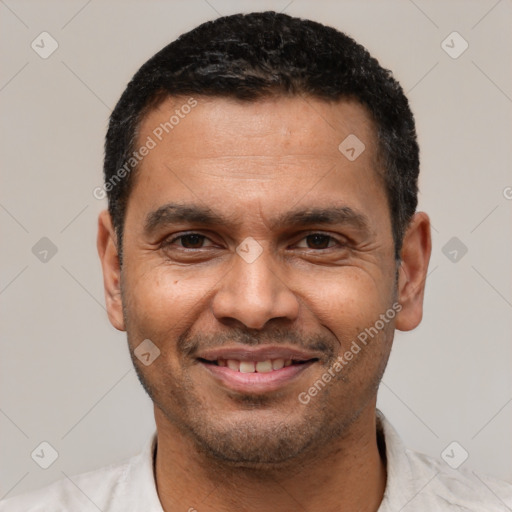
[154,403,387,512]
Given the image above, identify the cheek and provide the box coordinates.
[122,263,217,347]
[121,267,205,399]
[125,266,197,338]
[300,268,393,342]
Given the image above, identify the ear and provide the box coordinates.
[395,212,432,332]
[97,210,125,331]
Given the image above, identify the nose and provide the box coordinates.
[211,247,300,330]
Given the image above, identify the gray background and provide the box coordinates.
[1,0,511,499]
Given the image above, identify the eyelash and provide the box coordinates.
[163,232,347,251]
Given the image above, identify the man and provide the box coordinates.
[2,10,511,512]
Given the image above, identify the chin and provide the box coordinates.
[180,406,333,467]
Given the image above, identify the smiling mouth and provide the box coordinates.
[198,358,319,373]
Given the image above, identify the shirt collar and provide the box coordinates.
[376,409,439,511]
[120,431,163,511]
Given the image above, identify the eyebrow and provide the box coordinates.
[143,202,370,235]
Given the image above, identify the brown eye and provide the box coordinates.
[306,234,332,249]
[177,234,207,249]
[162,233,214,250]
[295,234,338,250]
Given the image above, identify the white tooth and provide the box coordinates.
[240,361,256,373]
[272,358,285,370]
[227,359,240,371]
[256,360,273,373]
[284,359,292,367]
[218,359,227,367]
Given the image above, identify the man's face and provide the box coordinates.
[104,96,404,464]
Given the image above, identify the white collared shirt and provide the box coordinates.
[1,410,511,511]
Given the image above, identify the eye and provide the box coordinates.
[165,233,215,249]
[163,232,345,252]
[295,233,342,250]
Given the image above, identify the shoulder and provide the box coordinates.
[0,433,161,512]
[402,448,512,511]
[0,458,132,512]
[377,410,512,511]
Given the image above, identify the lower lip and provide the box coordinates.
[199,361,315,394]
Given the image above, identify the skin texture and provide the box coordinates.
[97,95,431,512]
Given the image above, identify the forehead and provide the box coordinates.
[127,95,388,234]
[138,94,378,160]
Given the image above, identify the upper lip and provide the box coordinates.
[197,345,321,362]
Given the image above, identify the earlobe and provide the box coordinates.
[395,212,432,332]
[97,210,125,331]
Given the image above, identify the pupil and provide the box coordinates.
[307,234,329,249]
[183,234,203,248]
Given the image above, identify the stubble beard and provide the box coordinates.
[121,277,397,468]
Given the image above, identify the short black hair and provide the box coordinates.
[104,11,419,262]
